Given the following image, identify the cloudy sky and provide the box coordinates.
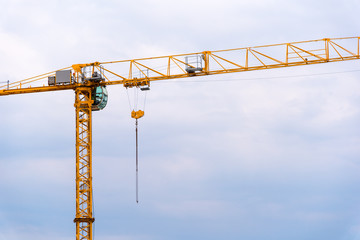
[0,0,360,239]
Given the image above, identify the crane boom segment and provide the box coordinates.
[0,37,359,95]
[1,36,359,240]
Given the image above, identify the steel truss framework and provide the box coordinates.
[0,37,359,240]
[0,37,359,95]
[74,87,94,240]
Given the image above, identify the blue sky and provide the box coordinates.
[0,0,360,239]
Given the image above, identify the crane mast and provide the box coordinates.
[0,37,359,240]
[74,87,94,240]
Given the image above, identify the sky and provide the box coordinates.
[0,0,360,239]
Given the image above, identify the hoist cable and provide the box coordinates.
[134,87,139,111]
[143,91,147,112]
[125,88,133,112]
[134,87,136,110]
[135,118,139,204]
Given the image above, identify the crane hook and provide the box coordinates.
[131,110,144,119]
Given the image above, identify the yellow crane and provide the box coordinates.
[1,37,359,240]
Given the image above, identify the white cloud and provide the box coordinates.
[0,157,73,186]
[0,31,46,79]
[0,0,360,239]
[155,200,229,218]
[0,227,72,240]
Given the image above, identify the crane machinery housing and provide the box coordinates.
[0,37,359,240]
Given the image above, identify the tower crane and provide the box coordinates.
[1,37,359,240]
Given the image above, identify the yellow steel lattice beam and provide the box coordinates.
[1,37,359,95]
[74,87,94,240]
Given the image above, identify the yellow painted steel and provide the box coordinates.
[1,37,359,95]
[74,87,94,240]
[0,37,359,240]
[72,62,101,73]
[131,110,145,119]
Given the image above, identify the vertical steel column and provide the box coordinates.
[74,87,94,240]
[245,48,249,69]
[286,44,289,64]
[203,51,210,74]
[325,38,330,61]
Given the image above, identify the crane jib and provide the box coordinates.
[0,37,359,96]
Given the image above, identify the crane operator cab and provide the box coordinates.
[91,85,108,111]
[81,66,108,111]
[86,68,108,111]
